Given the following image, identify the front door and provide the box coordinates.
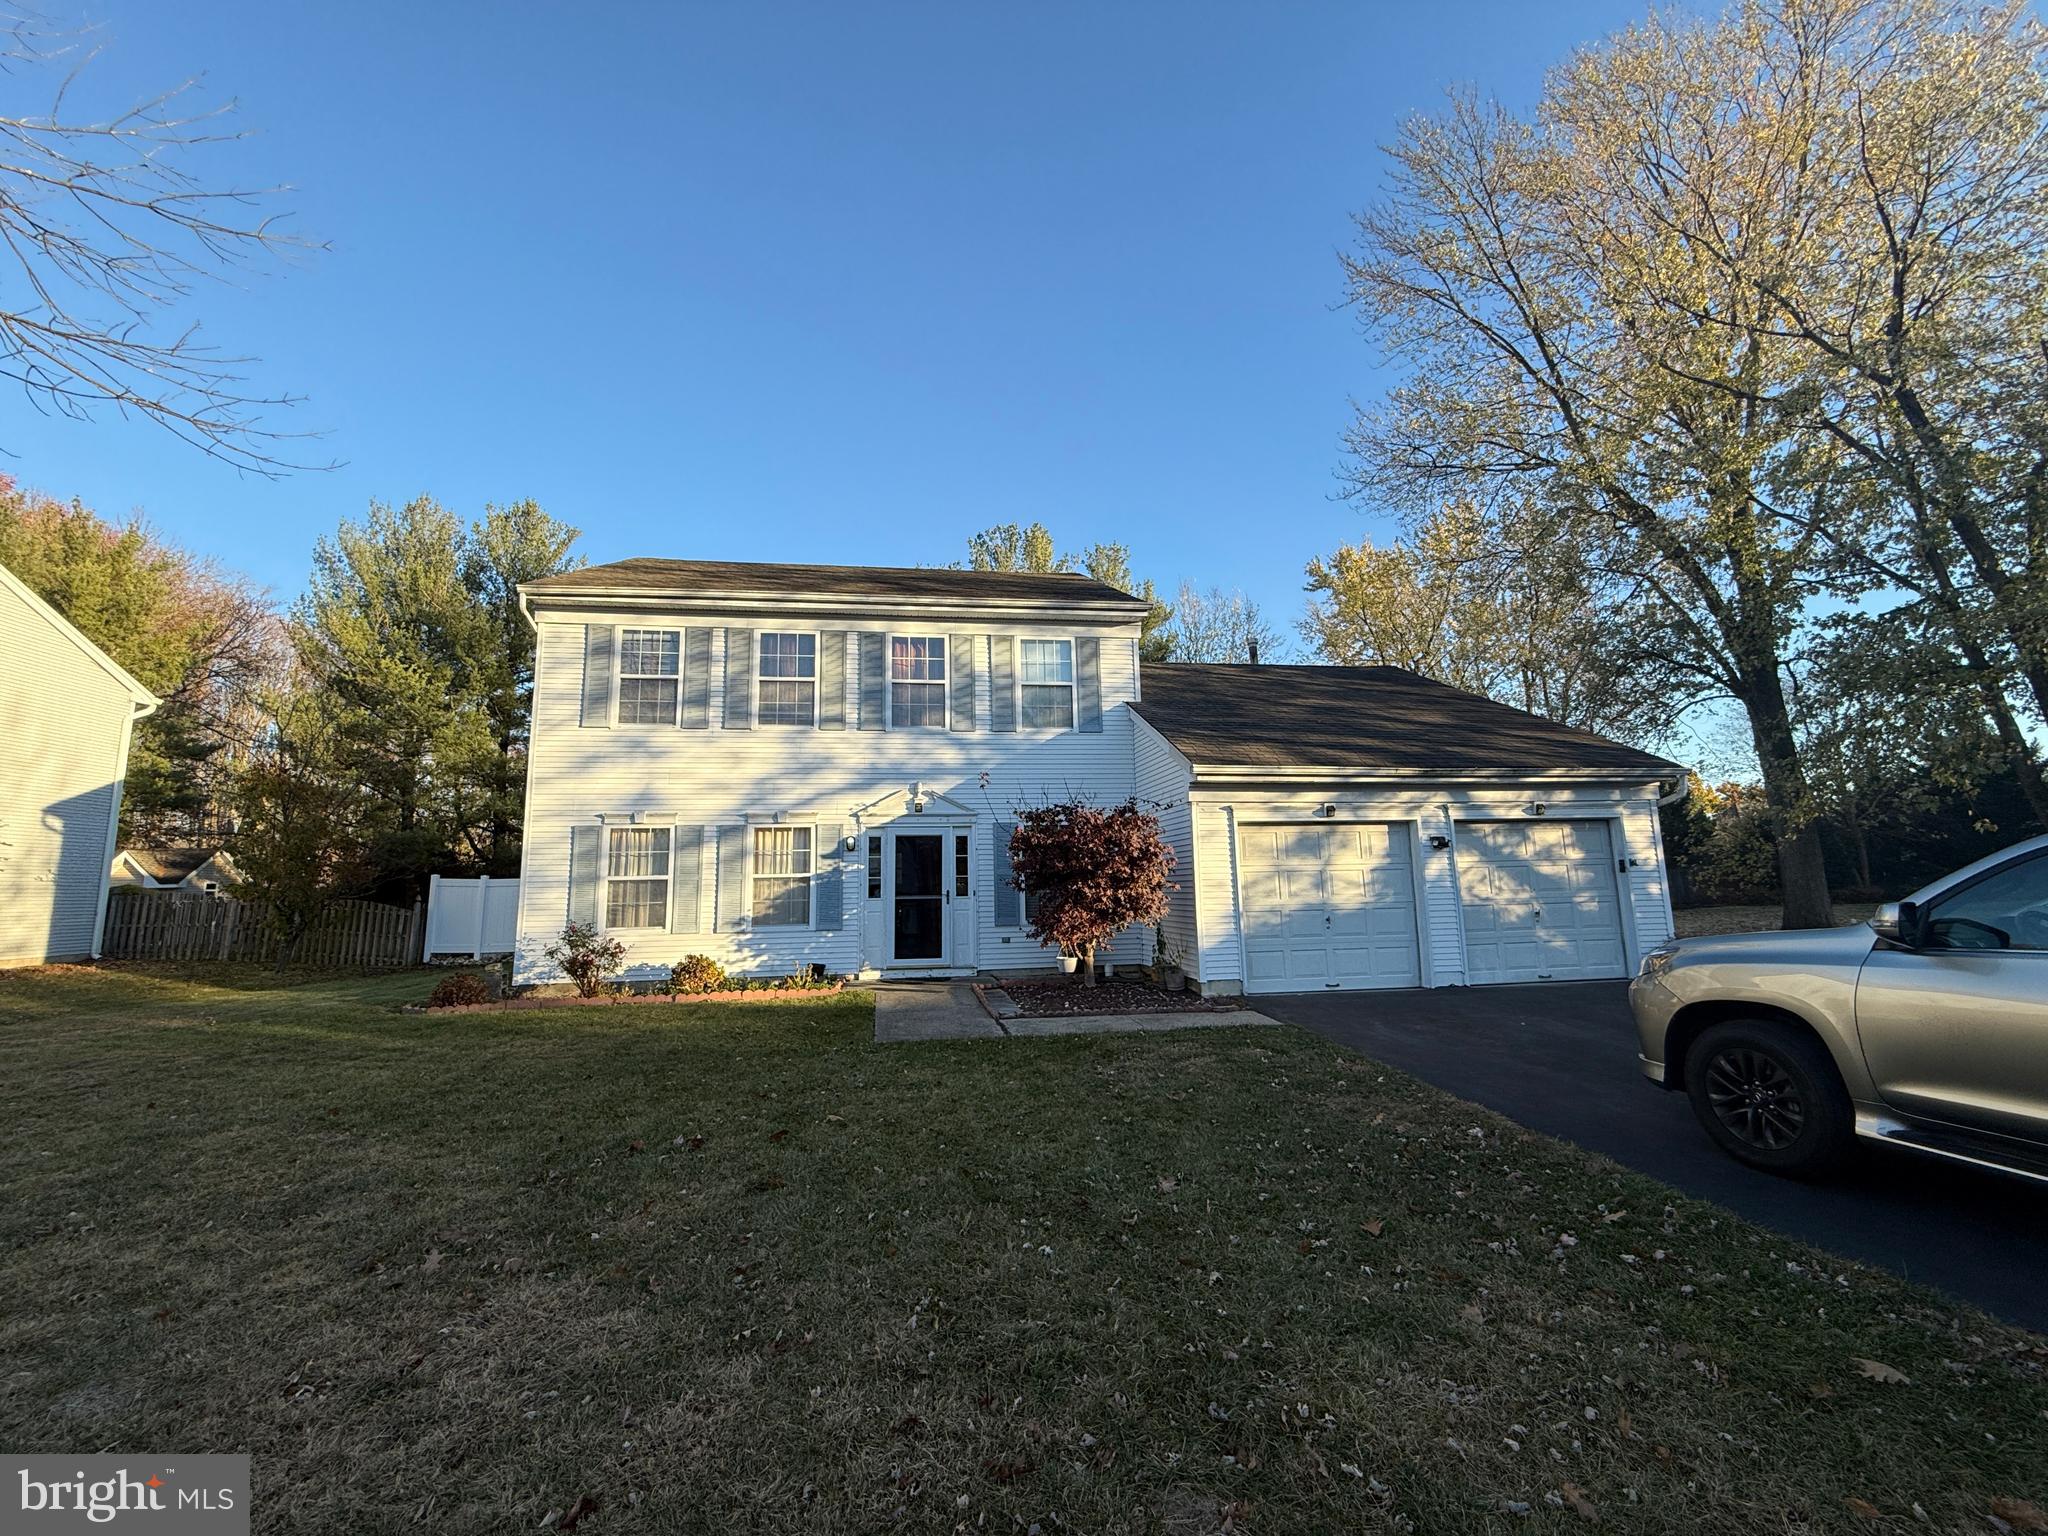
[892,833,947,963]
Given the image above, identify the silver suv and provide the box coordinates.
[1630,835,2048,1180]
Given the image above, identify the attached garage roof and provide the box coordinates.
[523,557,1149,608]
[1132,664,1684,778]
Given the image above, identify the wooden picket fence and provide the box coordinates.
[103,888,423,969]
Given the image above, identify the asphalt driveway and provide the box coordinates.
[1262,981,2048,1334]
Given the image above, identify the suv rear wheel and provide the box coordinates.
[1683,1020,1854,1176]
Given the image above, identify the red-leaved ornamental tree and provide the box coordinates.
[1007,799,1175,986]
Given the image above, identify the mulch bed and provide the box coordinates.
[997,979,1241,1018]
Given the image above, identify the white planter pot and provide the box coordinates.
[1057,955,1079,975]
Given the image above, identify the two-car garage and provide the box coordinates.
[1234,816,1632,996]
[1131,663,1684,1000]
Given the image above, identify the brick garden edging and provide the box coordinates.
[410,982,849,1015]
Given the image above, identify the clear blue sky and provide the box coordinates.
[17,0,1656,631]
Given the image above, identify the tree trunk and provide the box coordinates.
[1081,943,1097,987]
[1738,667,1834,929]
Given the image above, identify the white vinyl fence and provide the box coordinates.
[424,874,521,960]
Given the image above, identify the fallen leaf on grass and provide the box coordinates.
[1850,1357,1909,1385]
[422,1250,443,1273]
[557,1493,600,1531]
[983,1458,1034,1484]
[768,1129,788,1143]
[626,1139,644,1155]
[1157,1175,1179,1193]
[1992,1497,2048,1532]
[1843,1496,1881,1520]
[1807,1380,1835,1399]
[1458,1303,1485,1325]
[1559,1481,1599,1522]
[1361,1219,1384,1238]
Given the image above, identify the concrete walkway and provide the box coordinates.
[872,981,1284,1042]
[872,983,1002,1042]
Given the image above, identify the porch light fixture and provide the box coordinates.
[1313,803,1337,818]
[1427,833,1451,851]
[1524,802,1549,816]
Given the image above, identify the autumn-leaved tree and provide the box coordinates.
[1161,583,1283,664]
[1006,800,1175,987]
[1302,500,1660,740]
[0,478,281,841]
[1343,3,1904,926]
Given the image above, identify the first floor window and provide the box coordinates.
[890,635,947,727]
[758,631,817,725]
[752,825,814,927]
[606,826,671,928]
[1018,637,1075,728]
[617,628,680,724]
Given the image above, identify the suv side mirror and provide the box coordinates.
[1871,899,1921,947]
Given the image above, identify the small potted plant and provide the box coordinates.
[1057,950,1080,976]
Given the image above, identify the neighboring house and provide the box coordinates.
[110,847,239,894]
[514,558,1686,997]
[0,559,158,968]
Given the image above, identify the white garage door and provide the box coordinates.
[1458,819,1627,984]
[1238,823,1421,994]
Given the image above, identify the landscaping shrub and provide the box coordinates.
[669,955,729,995]
[427,972,493,1008]
[542,921,627,998]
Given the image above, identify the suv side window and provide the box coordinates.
[1923,855,2048,951]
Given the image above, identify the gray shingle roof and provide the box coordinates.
[1132,664,1685,777]
[524,557,1149,607]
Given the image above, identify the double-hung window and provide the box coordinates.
[606,826,671,929]
[617,629,680,724]
[1018,638,1075,728]
[757,632,817,725]
[890,636,948,727]
[752,826,813,927]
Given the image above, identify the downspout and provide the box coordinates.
[506,587,542,986]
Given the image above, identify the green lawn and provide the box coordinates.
[2,965,2043,1534]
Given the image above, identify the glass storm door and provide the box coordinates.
[892,833,947,962]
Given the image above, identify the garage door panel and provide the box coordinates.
[1238,821,1420,994]
[1457,819,1626,985]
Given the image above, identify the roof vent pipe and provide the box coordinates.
[1247,639,1260,666]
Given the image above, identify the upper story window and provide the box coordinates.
[1019,638,1075,728]
[890,636,948,727]
[752,826,813,927]
[758,632,817,726]
[617,629,680,725]
[606,826,671,929]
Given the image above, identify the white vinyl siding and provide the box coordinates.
[752,825,814,927]
[1132,712,1197,973]
[605,826,671,930]
[0,572,147,967]
[616,628,680,725]
[515,616,1148,985]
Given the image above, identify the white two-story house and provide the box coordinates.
[514,558,1686,997]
